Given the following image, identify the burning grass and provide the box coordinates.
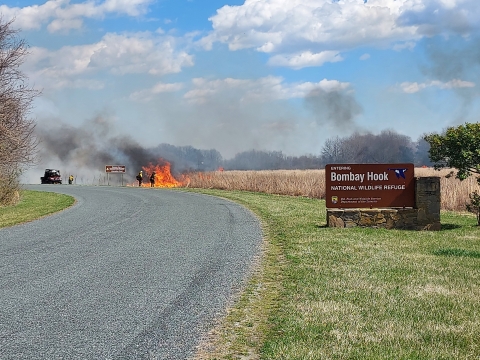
[141,161,188,188]
[186,168,480,212]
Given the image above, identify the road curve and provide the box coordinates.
[0,185,263,359]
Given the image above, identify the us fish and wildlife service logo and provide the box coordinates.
[331,196,338,204]
[388,167,408,179]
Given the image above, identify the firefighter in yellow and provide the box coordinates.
[136,171,143,186]
[68,175,74,184]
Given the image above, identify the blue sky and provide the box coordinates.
[2,0,480,163]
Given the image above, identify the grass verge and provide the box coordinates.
[188,189,480,360]
[0,190,75,228]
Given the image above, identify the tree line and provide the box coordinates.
[149,130,433,174]
[226,130,434,170]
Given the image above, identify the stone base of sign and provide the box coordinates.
[326,177,441,231]
[327,208,441,230]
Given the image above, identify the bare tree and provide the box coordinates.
[321,130,415,165]
[0,17,39,205]
[321,136,347,164]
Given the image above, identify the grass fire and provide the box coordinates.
[139,159,188,188]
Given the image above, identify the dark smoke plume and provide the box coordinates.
[35,115,180,183]
[304,87,363,130]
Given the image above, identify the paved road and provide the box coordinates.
[0,185,262,359]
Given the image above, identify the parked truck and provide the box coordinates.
[41,169,62,184]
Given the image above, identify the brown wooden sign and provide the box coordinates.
[326,163,415,208]
[105,165,126,173]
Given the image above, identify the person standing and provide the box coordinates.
[150,172,156,187]
[68,175,74,184]
[136,171,143,186]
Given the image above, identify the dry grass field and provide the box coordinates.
[186,168,480,212]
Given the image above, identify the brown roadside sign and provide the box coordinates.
[105,165,126,173]
[326,163,415,208]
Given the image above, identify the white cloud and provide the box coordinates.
[102,0,152,16]
[268,51,343,69]
[359,53,370,60]
[89,33,194,76]
[22,32,194,90]
[151,82,184,93]
[0,0,153,32]
[400,79,475,93]
[130,82,184,102]
[204,0,480,67]
[47,18,84,33]
[207,0,417,53]
[183,76,350,104]
[393,41,416,51]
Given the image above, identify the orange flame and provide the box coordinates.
[140,159,188,188]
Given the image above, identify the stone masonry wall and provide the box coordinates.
[327,177,441,230]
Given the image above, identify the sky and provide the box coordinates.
[2,0,480,177]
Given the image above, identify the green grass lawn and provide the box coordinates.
[2,188,479,359]
[0,190,75,228]
[188,189,480,360]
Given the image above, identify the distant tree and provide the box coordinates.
[341,132,374,163]
[285,154,324,170]
[194,148,223,171]
[151,144,223,172]
[414,137,433,167]
[424,123,480,224]
[321,136,348,164]
[321,130,415,165]
[0,18,39,205]
[365,129,414,163]
[225,150,286,170]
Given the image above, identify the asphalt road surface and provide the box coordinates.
[0,185,263,359]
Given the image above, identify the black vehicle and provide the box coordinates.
[41,169,62,184]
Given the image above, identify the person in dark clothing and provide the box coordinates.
[150,172,155,187]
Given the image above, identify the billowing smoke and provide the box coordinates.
[31,115,186,184]
[304,87,363,130]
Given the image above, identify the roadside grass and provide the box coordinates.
[189,189,480,360]
[0,190,75,228]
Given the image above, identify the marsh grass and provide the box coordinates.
[191,189,480,360]
[186,168,480,212]
[0,190,75,228]
[187,170,325,199]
